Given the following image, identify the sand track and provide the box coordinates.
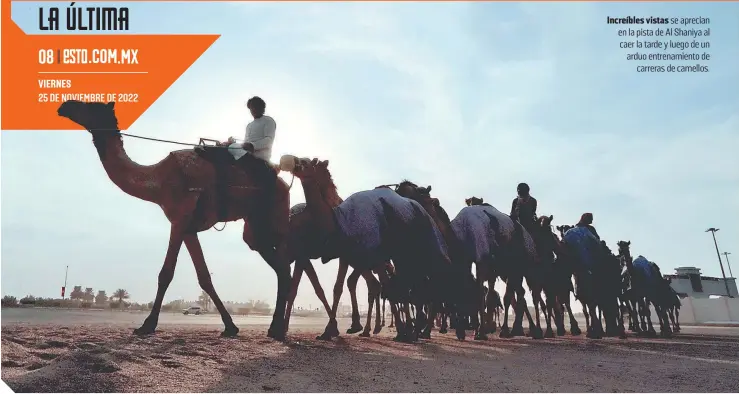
[3,322,739,393]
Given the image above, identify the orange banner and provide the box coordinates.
[0,0,220,130]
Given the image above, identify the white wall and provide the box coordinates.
[647,296,739,324]
[669,277,738,298]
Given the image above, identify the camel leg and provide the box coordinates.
[500,282,516,338]
[301,262,338,340]
[359,289,375,338]
[563,298,581,335]
[360,271,383,334]
[183,234,238,337]
[329,260,349,334]
[284,262,305,335]
[474,267,488,340]
[640,298,657,336]
[257,244,291,341]
[134,224,186,335]
[381,298,386,327]
[346,269,364,334]
[543,292,556,338]
[390,302,405,341]
[528,283,544,339]
[516,287,541,339]
[586,302,603,339]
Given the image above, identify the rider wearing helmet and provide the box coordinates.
[576,212,600,240]
[510,183,538,232]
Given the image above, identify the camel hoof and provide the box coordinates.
[557,327,566,336]
[570,326,582,336]
[619,331,628,340]
[316,333,333,341]
[544,328,555,338]
[647,329,657,338]
[133,326,155,336]
[660,330,672,339]
[373,326,382,335]
[530,328,544,340]
[499,327,511,338]
[510,326,525,337]
[346,325,363,334]
[455,328,466,341]
[474,333,488,341]
[220,326,239,338]
[586,329,602,339]
[419,332,431,340]
[439,328,448,334]
[359,332,371,338]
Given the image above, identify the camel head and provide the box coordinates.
[58,100,121,159]
[538,215,555,228]
[280,155,330,183]
[555,224,573,238]
[396,181,439,207]
[57,101,119,133]
[617,240,632,260]
[465,196,484,206]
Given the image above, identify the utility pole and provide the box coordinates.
[62,265,69,299]
[721,252,734,278]
[706,228,732,297]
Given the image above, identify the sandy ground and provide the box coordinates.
[2,308,739,392]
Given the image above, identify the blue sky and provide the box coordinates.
[2,1,738,308]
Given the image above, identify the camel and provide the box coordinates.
[556,224,590,333]
[534,215,583,337]
[398,188,542,340]
[560,225,610,338]
[393,182,477,340]
[664,278,682,332]
[284,201,383,339]
[616,241,672,338]
[279,156,459,342]
[57,100,292,340]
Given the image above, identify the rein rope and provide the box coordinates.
[115,131,296,232]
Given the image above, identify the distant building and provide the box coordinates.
[665,267,738,298]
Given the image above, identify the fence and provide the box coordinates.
[648,297,739,325]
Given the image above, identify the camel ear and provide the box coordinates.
[432,198,439,205]
[106,102,115,109]
[426,186,432,193]
[321,160,329,167]
[479,198,484,203]
[627,241,631,246]
[465,198,471,206]
[549,215,554,222]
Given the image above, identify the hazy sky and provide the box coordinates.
[2,1,738,308]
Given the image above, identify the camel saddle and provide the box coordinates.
[194,139,277,222]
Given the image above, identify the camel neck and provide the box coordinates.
[95,133,160,203]
[301,178,337,235]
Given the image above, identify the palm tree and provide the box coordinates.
[112,289,130,309]
[198,290,212,311]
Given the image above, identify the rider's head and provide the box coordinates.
[517,183,530,197]
[580,212,594,225]
[247,96,266,118]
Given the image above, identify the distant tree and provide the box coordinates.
[1,295,18,307]
[198,291,212,311]
[19,295,36,305]
[95,290,108,305]
[83,288,95,303]
[112,289,130,308]
[69,286,84,301]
